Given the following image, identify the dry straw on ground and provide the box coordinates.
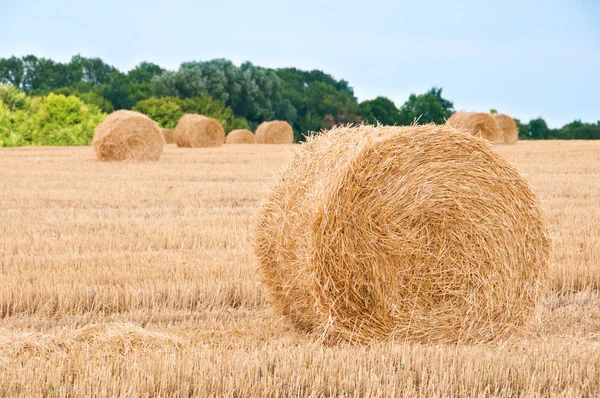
[255,124,550,344]
[255,120,294,144]
[92,110,164,161]
[161,128,175,144]
[446,112,502,143]
[175,114,225,148]
[493,113,519,145]
[226,129,255,144]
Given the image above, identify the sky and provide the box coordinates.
[1,0,599,127]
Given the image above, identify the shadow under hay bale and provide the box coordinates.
[255,124,550,344]
[175,114,225,148]
[226,129,255,144]
[161,128,175,144]
[493,114,519,145]
[255,121,294,144]
[446,112,502,143]
[93,110,164,161]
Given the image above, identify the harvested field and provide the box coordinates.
[0,141,599,396]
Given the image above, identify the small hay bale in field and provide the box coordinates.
[175,114,225,148]
[255,120,294,144]
[161,128,175,144]
[493,114,519,145]
[446,112,502,143]
[93,110,164,161]
[255,124,550,344]
[226,129,255,144]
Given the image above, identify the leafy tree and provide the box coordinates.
[528,117,550,139]
[128,62,165,84]
[397,87,454,125]
[513,118,530,140]
[490,109,498,114]
[151,59,294,126]
[359,97,399,125]
[0,56,24,87]
[98,72,136,110]
[276,67,359,139]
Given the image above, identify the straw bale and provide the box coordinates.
[447,112,502,143]
[175,114,224,148]
[226,129,255,144]
[161,128,175,144]
[255,124,550,344]
[493,114,519,144]
[93,110,163,161]
[255,121,294,144]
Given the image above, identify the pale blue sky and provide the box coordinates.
[2,0,598,127]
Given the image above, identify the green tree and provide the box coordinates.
[359,97,399,125]
[397,87,454,125]
[128,62,165,84]
[528,117,550,139]
[0,56,24,87]
[513,118,530,140]
[276,67,359,139]
[151,59,295,126]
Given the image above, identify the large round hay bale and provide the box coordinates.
[255,124,550,344]
[446,112,502,143]
[493,114,519,145]
[161,128,175,144]
[226,129,255,144]
[255,120,294,144]
[174,114,225,148]
[93,110,164,161]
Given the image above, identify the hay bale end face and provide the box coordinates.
[493,114,519,144]
[255,124,550,344]
[226,129,255,144]
[446,112,502,143]
[175,114,225,148]
[93,110,164,161]
[255,121,294,144]
[161,128,175,144]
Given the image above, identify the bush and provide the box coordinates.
[28,93,105,146]
[0,83,29,111]
[0,91,105,147]
[133,95,250,133]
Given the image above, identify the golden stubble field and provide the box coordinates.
[0,141,599,397]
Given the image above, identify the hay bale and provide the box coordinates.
[226,129,255,144]
[493,114,519,144]
[446,112,502,143]
[93,110,164,161]
[175,114,225,148]
[161,128,175,144]
[255,124,550,344]
[255,120,294,144]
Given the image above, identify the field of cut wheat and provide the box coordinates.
[0,141,599,397]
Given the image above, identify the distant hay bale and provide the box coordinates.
[226,129,255,144]
[93,110,164,161]
[493,114,519,145]
[175,114,225,148]
[255,124,550,344]
[161,128,175,144]
[255,121,294,144]
[446,112,502,143]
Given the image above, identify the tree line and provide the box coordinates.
[1,54,598,145]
